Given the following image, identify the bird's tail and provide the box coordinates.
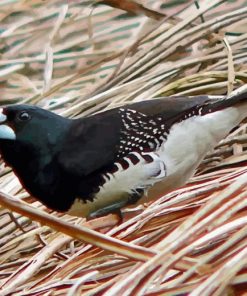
[202,85,247,114]
[227,85,247,104]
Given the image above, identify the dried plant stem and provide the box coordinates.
[0,191,154,261]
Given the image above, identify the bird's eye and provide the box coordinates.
[18,111,31,121]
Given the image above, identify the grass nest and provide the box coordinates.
[1,0,247,295]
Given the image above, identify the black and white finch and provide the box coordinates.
[0,88,247,218]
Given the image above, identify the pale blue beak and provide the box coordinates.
[0,108,16,140]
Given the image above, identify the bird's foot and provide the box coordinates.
[84,212,122,231]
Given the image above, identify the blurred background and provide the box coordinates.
[1,1,247,116]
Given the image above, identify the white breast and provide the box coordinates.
[67,152,164,217]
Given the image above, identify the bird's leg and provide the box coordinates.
[83,201,126,231]
[84,212,122,230]
[84,190,145,230]
[109,208,123,224]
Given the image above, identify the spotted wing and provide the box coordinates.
[116,108,168,158]
[59,95,219,177]
[122,95,219,118]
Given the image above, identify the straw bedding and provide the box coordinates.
[0,1,247,295]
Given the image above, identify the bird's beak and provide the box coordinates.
[0,108,16,140]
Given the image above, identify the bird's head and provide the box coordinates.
[0,104,70,167]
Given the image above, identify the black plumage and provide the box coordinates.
[0,92,246,218]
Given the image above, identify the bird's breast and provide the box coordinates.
[67,151,165,218]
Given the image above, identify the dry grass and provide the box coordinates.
[1,0,247,295]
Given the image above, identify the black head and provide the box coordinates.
[0,104,76,211]
[0,104,70,168]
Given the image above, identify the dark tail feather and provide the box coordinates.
[166,85,247,127]
[201,85,247,115]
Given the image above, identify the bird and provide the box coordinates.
[0,87,247,219]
